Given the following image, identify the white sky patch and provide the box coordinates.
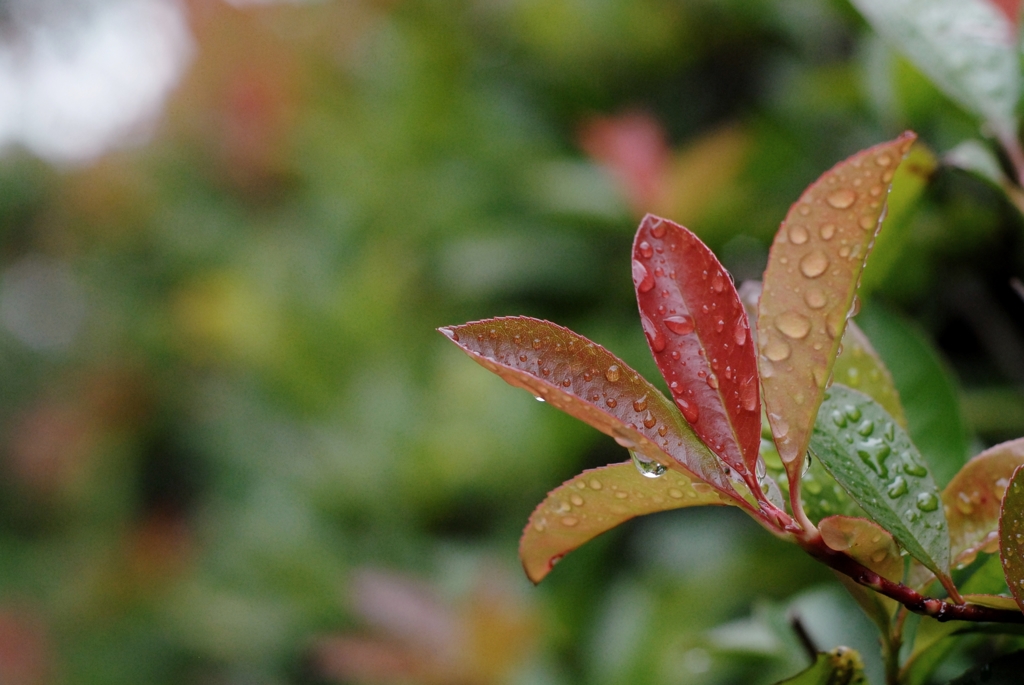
[0,0,194,164]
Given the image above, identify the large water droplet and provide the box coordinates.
[606,398,618,408]
[844,405,861,421]
[561,516,579,527]
[827,189,857,209]
[638,241,653,259]
[887,476,908,498]
[857,420,875,437]
[819,223,836,240]
[650,217,667,238]
[664,315,695,335]
[633,396,648,412]
[605,365,621,382]
[916,492,939,512]
[800,251,830,278]
[804,289,827,309]
[676,397,700,423]
[764,337,792,361]
[642,411,657,429]
[734,320,747,346]
[641,312,667,352]
[858,215,875,231]
[741,378,758,412]
[633,259,655,293]
[631,450,667,478]
[789,225,809,244]
[903,458,927,478]
[706,374,719,389]
[775,311,811,339]
[832,410,846,427]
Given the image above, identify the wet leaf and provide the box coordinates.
[773,646,866,685]
[944,437,1024,567]
[758,133,915,478]
[820,515,902,631]
[858,142,937,295]
[999,464,1024,612]
[767,440,865,525]
[857,304,971,487]
[850,0,1020,140]
[633,215,760,485]
[810,385,951,583]
[438,317,737,496]
[519,462,729,583]
[831,322,906,427]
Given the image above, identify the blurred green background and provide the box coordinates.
[0,0,1023,683]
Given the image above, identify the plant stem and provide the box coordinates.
[799,534,1024,624]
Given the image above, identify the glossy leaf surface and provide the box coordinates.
[773,647,865,685]
[758,133,915,472]
[519,462,728,583]
[438,317,736,495]
[633,214,760,481]
[820,515,902,628]
[944,437,1024,567]
[850,0,1019,138]
[999,464,1024,612]
[810,385,950,581]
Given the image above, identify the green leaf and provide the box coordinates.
[944,437,1024,567]
[858,142,937,295]
[999,464,1024,612]
[810,385,951,582]
[849,0,1020,139]
[758,133,916,482]
[831,321,906,427]
[773,647,866,685]
[519,462,729,583]
[856,304,971,487]
[438,317,738,497]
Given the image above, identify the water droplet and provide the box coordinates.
[715,319,724,333]
[903,458,927,478]
[916,492,939,512]
[775,311,811,339]
[664,315,695,335]
[870,550,888,564]
[741,379,758,411]
[798,204,811,216]
[638,241,653,259]
[615,491,628,499]
[887,476,908,498]
[632,395,648,412]
[734,320,747,346]
[819,223,836,240]
[561,516,579,527]
[605,365,621,382]
[764,337,792,361]
[857,420,874,437]
[657,425,668,437]
[859,215,875,230]
[650,217,667,237]
[519,354,528,362]
[706,374,719,389]
[875,154,892,167]
[826,189,857,209]
[541,367,551,376]
[570,494,584,506]
[844,405,861,421]
[669,488,684,499]
[631,451,667,478]
[711,272,725,293]
[643,411,657,429]
[589,478,603,490]
[869,184,884,198]
[606,398,618,408]
[832,410,847,427]
[535,396,546,402]
[800,251,830,278]
[789,225,809,244]
[641,312,667,352]
[562,378,571,387]
[882,169,894,183]
[676,397,700,423]
[633,259,654,293]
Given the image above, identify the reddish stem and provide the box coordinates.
[799,533,1024,624]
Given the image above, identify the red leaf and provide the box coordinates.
[520,462,729,583]
[438,317,738,496]
[999,464,1024,613]
[632,215,761,487]
[758,132,916,477]
[944,437,1024,567]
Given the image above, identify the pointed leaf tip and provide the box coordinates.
[758,133,916,478]
[441,316,737,496]
[520,462,729,583]
[632,214,761,483]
